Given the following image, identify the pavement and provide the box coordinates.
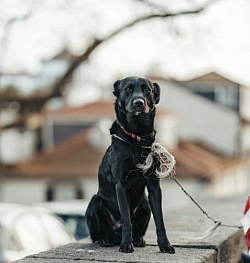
[14,194,248,263]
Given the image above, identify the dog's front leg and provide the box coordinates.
[147,180,175,253]
[116,182,134,253]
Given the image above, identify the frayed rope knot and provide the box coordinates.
[137,142,176,179]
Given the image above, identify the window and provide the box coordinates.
[185,82,239,111]
[46,182,84,201]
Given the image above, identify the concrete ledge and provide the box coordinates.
[14,195,247,263]
[15,243,217,263]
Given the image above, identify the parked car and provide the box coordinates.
[0,203,76,262]
[36,200,89,240]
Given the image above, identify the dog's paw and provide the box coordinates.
[133,237,146,247]
[99,239,114,247]
[159,244,175,253]
[119,243,134,253]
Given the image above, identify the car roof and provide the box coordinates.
[0,203,28,213]
[36,200,89,216]
[0,203,54,226]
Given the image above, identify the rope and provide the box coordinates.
[137,142,176,179]
[172,175,242,229]
[172,174,242,241]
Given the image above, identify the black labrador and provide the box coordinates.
[86,76,175,254]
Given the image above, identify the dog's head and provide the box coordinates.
[113,76,160,115]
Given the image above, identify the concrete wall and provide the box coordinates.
[14,194,247,263]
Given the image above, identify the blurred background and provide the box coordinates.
[0,0,250,261]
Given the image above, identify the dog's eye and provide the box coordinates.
[141,84,150,94]
[124,85,133,92]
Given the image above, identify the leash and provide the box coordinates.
[171,175,242,227]
[171,174,242,241]
[111,134,242,239]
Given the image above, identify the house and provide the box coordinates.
[0,129,101,204]
[155,72,250,157]
[177,71,250,157]
[173,140,249,196]
[0,49,104,165]
[179,72,241,111]
[0,101,248,211]
[42,100,178,150]
[0,101,178,204]
[42,100,116,150]
[0,129,248,211]
[0,51,73,165]
[162,139,249,210]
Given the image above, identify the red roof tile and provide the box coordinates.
[46,100,116,121]
[173,140,243,180]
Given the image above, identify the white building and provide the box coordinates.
[157,72,250,158]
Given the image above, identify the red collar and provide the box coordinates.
[120,125,142,141]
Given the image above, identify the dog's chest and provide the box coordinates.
[128,148,158,180]
[125,168,147,197]
[132,147,151,164]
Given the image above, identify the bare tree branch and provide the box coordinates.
[51,0,218,99]
[0,0,218,113]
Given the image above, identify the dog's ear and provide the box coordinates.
[113,80,121,97]
[153,83,160,104]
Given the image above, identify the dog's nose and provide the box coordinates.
[133,98,144,107]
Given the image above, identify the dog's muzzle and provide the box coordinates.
[131,98,147,115]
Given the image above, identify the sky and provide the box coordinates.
[1,0,250,95]
[91,0,250,86]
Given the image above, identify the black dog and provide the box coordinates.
[86,76,175,254]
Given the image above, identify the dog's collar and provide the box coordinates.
[119,125,142,141]
[117,121,155,142]
[111,134,153,149]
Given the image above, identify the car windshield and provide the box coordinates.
[58,215,89,240]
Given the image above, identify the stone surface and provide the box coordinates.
[15,244,216,263]
[14,194,247,263]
